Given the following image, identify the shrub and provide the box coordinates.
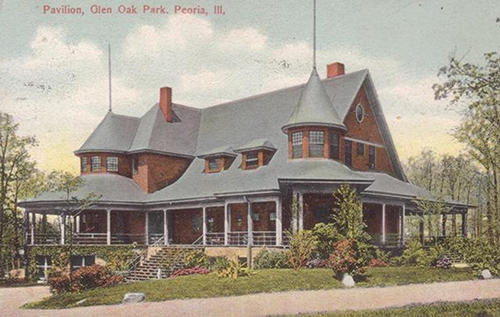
[311,223,342,259]
[49,265,123,294]
[328,240,368,280]
[306,258,327,268]
[368,258,388,267]
[171,267,211,278]
[287,230,318,270]
[397,239,432,267]
[214,258,250,279]
[185,250,210,269]
[211,257,230,271]
[254,248,290,269]
[434,255,452,269]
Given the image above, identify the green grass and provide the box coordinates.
[23,267,477,310]
[292,298,500,316]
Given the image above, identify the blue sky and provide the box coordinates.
[0,0,498,172]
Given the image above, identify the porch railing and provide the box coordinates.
[227,232,248,246]
[73,233,107,245]
[370,233,403,248]
[149,233,165,245]
[27,233,60,245]
[252,231,276,246]
[205,232,225,245]
[112,234,146,245]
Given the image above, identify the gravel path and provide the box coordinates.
[3,279,500,316]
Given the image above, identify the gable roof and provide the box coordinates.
[282,68,345,132]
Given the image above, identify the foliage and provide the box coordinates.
[414,197,452,242]
[214,258,251,279]
[397,239,432,267]
[210,256,230,272]
[310,223,342,259]
[328,240,368,279]
[185,250,210,269]
[434,256,452,269]
[254,248,290,269]
[290,195,299,234]
[48,265,123,293]
[306,258,327,268]
[28,245,139,281]
[372,248,392,265]
[23,267,476,309]
[368,258,388,267]
[287,230,318,270]
[170,267,211,278]
[332,184,371,243]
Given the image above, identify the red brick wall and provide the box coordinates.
[171,208,202,244]
[206,207,224,233]
[132,153,192,193]
[230,204,248,232]
[78,152,132,177]
[303,194,336,230]
[79,210,107,233]
[252,202,276,232]
[363,203,400,235]
[343,87,395,174]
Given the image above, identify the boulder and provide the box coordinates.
[481,269,493,280]
[123,292,146,304]
[342,273,355,288]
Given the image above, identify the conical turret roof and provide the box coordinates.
[282,68,345,132]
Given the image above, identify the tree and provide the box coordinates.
[433,51,500,243]
[331,184,370,242]
[0,112,37,276]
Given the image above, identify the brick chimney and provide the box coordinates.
[159,87,173,122]
[327,62,345,78]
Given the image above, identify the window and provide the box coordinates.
[270,212,276,221]
[357,142,365,156]
[80,157,88,173]
[36,256,51,280]
[245,152,259,169]
[330,132,340,159]
[309,130,325,157]
[70,255,95,270]
[369,145,376,170]
[291,132,303,158]
[356,104,364,122]
[132,157,138,175]
[91,156,101,172]
[106,156,118,172]
[208,157,221,171]
[345,140,352,167]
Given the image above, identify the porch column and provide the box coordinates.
[224,202,231,245]
[298,192,304,231]
[462,212,468,237]
[419,216,425,245]
[401,204,406,245]
[163,209,169,246]
[247,202,253,246]
[452,213,457,236]
[381,204,386,245]
[60,214,65,245]
[442,214,447,237]
[106,209,111,245]
[75,215,80,233]
[202,207,207,246]
[275,197,283,246]
[30,212,35,245]
[145,211,149,245]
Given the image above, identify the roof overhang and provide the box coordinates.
[281,122,347,134]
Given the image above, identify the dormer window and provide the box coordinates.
[309,130,325,157]
[245,152,259,169]
[292,132,303,158]
[208,157,221,171]
[91,156,101,172]
[81,157,88,173]
[107,156,118,172]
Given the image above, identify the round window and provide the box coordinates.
[355,104,364,123]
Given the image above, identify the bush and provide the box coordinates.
[185,250,210,269]
[306,258,327,268]
[254,248,290,269]
[171,267,211,278]
[311,223,342,259]
[49,265,123,294]
[287,230,318,270]
[434,255,452,269]
[328,240,368,280]
[369,258,388,267]
[214,258,250,279]
[397,239,432,267]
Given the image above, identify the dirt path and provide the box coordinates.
[4,279,500,317]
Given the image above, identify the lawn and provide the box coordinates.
[24,267,477,309]
[293,298,500,316]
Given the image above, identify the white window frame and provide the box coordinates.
[91,156,101,172]
[292,131,303,158]
[245,152,259,169]
[81,157,88,172]
[106,156,119,172]
[309,130,325,157]
[36,256,51,281]
[356,104,364,123]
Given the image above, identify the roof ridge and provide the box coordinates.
[202,69,369,111]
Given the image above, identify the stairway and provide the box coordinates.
[126,246,202,282]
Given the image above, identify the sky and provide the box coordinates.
[0,0,499,173]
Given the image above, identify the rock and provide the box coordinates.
[342,273,355,288]
[75,299,87,306]
[481,269,492,279]
[123,292,146,304]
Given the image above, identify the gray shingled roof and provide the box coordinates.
[360,172,433,200]
[234,139,276,153]
[75,112,140,154]
[128,104,201,156]
[282,68,345,132]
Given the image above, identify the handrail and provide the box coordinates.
[124,234,165,273]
